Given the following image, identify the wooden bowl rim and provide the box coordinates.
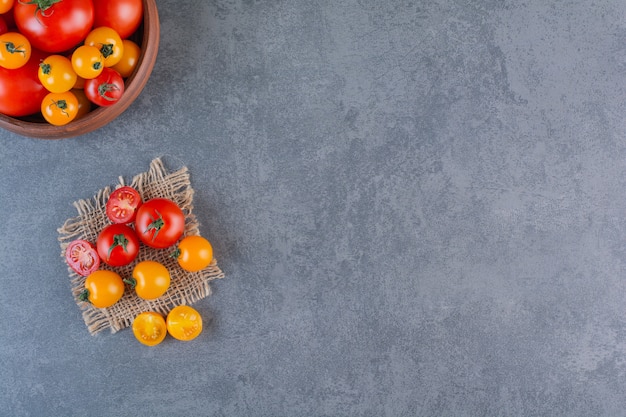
[0,0,160,139]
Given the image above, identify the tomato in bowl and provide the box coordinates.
[0,0,159,139]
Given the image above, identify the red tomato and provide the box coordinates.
[84,67,124,106]
[13,0,94,53]
[106,186,143,224]
[135,198,185,249]
[96,223,140,267]
[65,239,100,277]
[0,48,47,116]
[92,0,143,39]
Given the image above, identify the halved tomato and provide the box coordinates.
[65,239,100,276]
[106,186,143,224]
[166,305,203,341]
[132,312,167,346]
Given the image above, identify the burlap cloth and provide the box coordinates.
[57,157,224,335]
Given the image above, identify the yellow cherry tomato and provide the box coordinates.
[71,88,92,119]
[71,45,104,79]
[41,91,79,126]
[111,39,140,78]
[173,235,213,272]
[85,26,124,67]
[0,32,31,69]
[38,55,77,93]
[0,0,14,14]
[166,305,203,341]
[129,261,171,300]
[132,312,167,346]
[79,270,124,308]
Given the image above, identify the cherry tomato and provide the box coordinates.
[135,198,185,249]
[72,75,85,89]
[38,55,77,93]
[0,47,46,116]
[96,223,139,267]
[132,312,167,346]
[0,0,13,15]
[71,88,91,119]
[166,305,203,341]
[128,261,171,300]
[0,31,30,69]
[106,186,142,224]
[84,67,124,106]
[79,270,124,309]
[85,26,124,67]
[41,91,78,126]
[92,0,142,40]
[71,45,104,79]
[14,0,94,53]
[65,239,100,277]
[173,235,213,272]
[111,39,140,78]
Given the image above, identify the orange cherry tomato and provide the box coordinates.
[79,270,124,308]
[129,261,171,300]
[85,26,124,67]
[0,31,30,69]
[71,88,91,119]
[166,305,203,341]
[0,0,14,15]
[71,45,104,79]
[73,75,86,89]
[173,235,213,272]
[41,91,79,126]
[132,312,167,346]
[111,39,140,78]
[38,55,77,93]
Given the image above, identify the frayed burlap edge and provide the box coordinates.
[57,157,225,335]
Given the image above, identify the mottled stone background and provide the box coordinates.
[2,0,626,415]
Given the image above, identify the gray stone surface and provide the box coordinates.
[2,0,626,415]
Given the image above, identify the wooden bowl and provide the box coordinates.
[0,0,160,139]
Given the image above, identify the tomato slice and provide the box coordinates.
[106,186,143,224]
[65,239,100,276]
[166,305,203,341]
[132,312,167,346]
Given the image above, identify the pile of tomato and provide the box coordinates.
[65,186,214,346]
[0,0,144,126]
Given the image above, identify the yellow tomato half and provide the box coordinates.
[132,312,167,346]
[166,305,203,341]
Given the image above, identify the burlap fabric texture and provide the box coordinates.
[57,157,224,335]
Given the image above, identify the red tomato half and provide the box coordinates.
[0,48,47,116]
[135,198,185,249]
[65,239,100,276]
[97,223,140,267]
[84,67,124,107]
[93,0,143,40]
[106,186,143,224]
[14,0,94,53]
